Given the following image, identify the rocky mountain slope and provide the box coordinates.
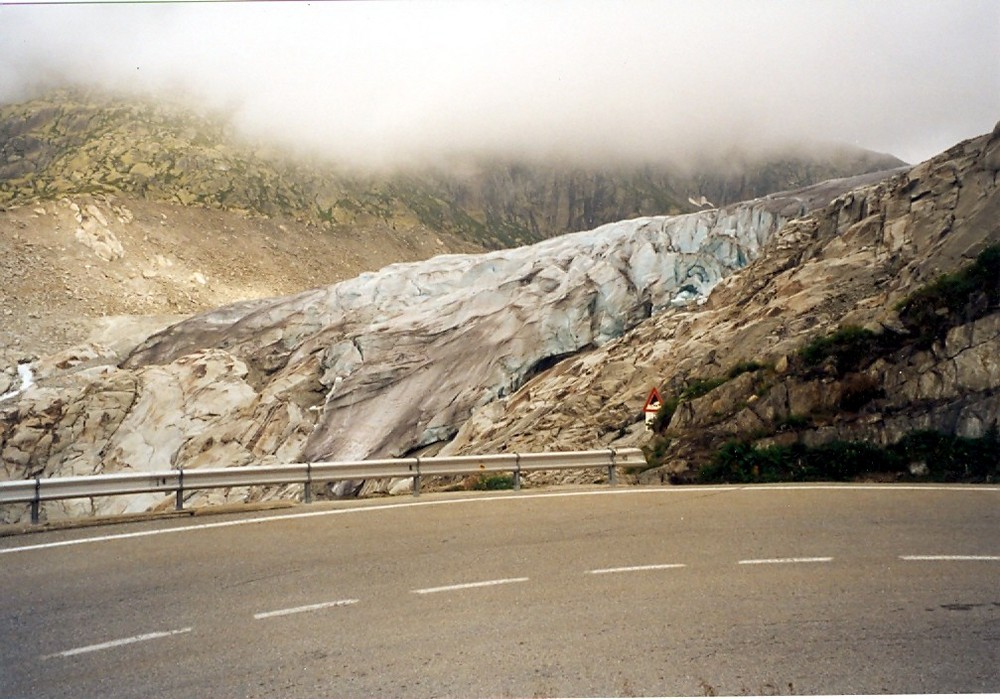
[0,163,902,521]
[10,91,992,524]
[446,124,1000,486]
[0,192,475,368]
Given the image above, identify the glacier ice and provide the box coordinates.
[125,170,897,462]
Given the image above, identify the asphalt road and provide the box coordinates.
[1,484,998,698]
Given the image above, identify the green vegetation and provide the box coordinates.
[2,89,909,254]
[698,428,999,484]
[648,379,723,434]
[650,360,771,435]
[469,473,516,490]
[726,360,768,379]
[642,360,775,470]
[774,414,812,431]
[896,243,1000,346]
[641,234,998,488]
[797,325,889,374]
[641,435,673,471]
[679,377,728,400]
[650,396,680,433]
[837,372,883,411]
[793,244,1000,376]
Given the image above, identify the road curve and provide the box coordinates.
[1,484,998,698]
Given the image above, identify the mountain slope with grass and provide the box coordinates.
[1,89,903,249]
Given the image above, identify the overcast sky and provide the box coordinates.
[1,0,997,168]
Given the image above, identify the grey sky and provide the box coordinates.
[1,0,997,167]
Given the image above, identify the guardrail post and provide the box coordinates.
[304,462,313,504]
[31,478,40,525]
[175,468,185,511]
[412,457,421,497]
[607,448,617,486]
[513,453,521,491]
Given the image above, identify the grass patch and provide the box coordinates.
[726,360,768,379]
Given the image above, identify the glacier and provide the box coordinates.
[124,170,897,470]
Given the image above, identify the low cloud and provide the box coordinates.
[1,0,997,168]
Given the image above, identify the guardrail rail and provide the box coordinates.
[0,448,646,524]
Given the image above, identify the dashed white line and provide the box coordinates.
[412,577,529,595]
[900,555,1000,561]
[588,564,686,574]
[254,598,359,619]
[738,557,833,565]
[41,627,192,660]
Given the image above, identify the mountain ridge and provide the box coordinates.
[1,89,906,249]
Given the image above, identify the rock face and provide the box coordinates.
[0,193,476,368]
[444,125,1000,483]
[1,347,313,519]
[0,168,893,520]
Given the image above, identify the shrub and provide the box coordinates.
[470,473,516,490]
[895,428,1000,481]
[775,414,812,431]
[650,364,771,436]
[700,441,796,483]
[838,372,884,411]
[726,360,768,379]
[896,243,1000,347]
[699,439,897,483]
[679,377,728,401]
[797,325,888,374]
[651,396,680,432]
[696,429,999,484]
[640,435,672,470]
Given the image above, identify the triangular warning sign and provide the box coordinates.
[643,387,662,413]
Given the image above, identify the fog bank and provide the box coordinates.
[1,0,997,168]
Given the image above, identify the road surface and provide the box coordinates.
[1,484,998,697]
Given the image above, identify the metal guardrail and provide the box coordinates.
[0,448,645,524]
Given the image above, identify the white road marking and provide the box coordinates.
[2,484,997,556]
[254,598,359,619]
[41,627,192,660]
[412,577,529,595]
[588,563,686,574]
[738,557,833,565]
[900,555,1000,561]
